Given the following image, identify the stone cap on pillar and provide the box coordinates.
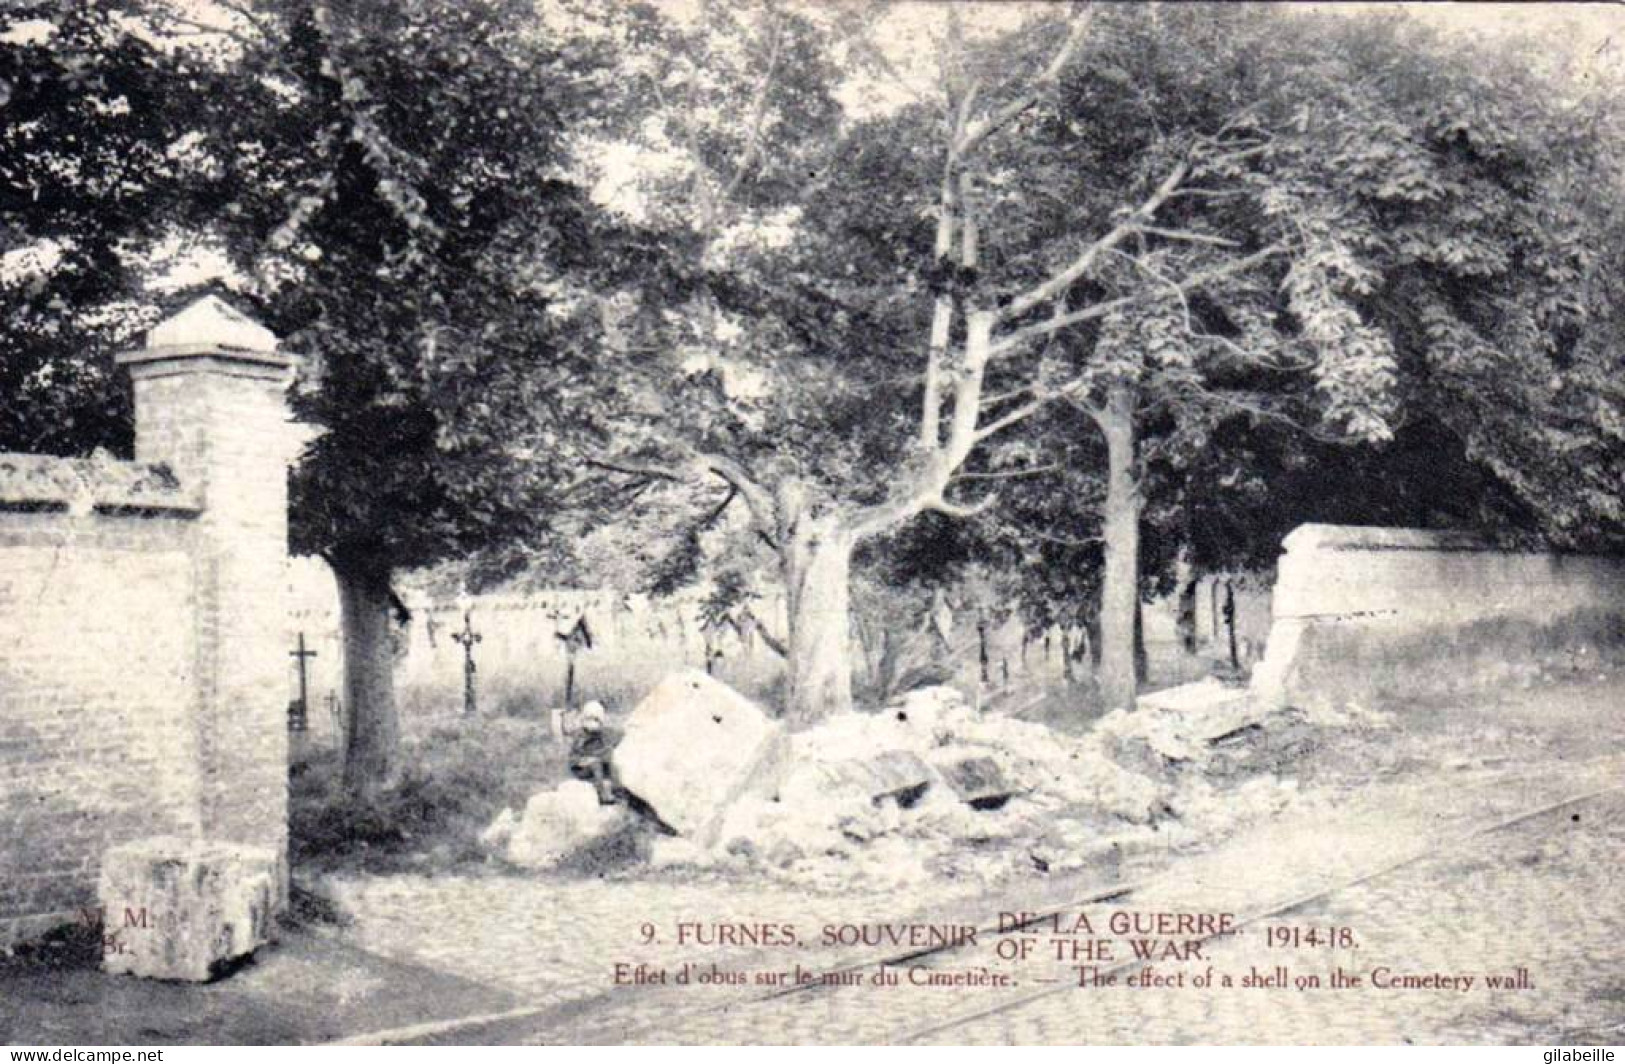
[116,295,294,382]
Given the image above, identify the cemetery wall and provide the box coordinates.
[0,300,295,946]
[1254,524,1625,710]
[286,581,792,753]
[0,499,201,944]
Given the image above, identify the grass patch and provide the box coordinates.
[290,717,567,876]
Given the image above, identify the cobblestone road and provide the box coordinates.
[320,872,991,1014]
[320,678,1625,1046]
[914,787,1625,1046]
[518,756,1625,1045]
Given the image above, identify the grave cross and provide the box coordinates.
[288,632,317,732]
[543,602,574,649]
[698,613,734,676]
[451,611,482,716]
[555,614,593,710]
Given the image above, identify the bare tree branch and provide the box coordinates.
[717,13,787,205]
[754,622,788,659]
[1021,526,1105,549]
[996,158,1190,324]
[585,456,688,482]
[973,395,1050,442]
[925,491,999,519]
[1171,383,1347,443]
[1106,246,1195,336]
[980,384,1034,408]
[1063,392,1104,423]
[942,309,994,464]
[956,5,1093,158]
[953,463,1061,481]
[990,243,1288,357]
[590,449,777,545]
[1133,225,1242,248]
[1165,187,1248,203]
[692,452,777,538]
[699,485,739,528]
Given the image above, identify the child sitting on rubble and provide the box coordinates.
[563,701,621,805]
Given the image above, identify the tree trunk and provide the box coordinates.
[1176,575,1199,654]
[335,560,399,797]
[782,519,855,723]
[1075,620,1094,667]
[1225,580,1240,670]
[1097,387,1141,712]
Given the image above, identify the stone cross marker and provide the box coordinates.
[452,610,482,716]
[288,632,316,732]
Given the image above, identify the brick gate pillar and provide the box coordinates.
[117,296,297,884]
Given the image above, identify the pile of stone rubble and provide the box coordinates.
[480,671,1392,890]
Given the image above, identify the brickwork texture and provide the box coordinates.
[0,297,295,945]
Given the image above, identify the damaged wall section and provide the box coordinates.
[1253,524,1625,712]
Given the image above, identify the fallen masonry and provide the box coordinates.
[504,781,627,870]
[482,673,1389,890]
[610,670,786,846]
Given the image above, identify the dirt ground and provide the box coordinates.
[0,916,516,1046]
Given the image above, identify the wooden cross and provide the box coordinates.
[451,611,482,716]
[288,632,317,732]
[542,602,574,651]
[698,614,734,675]
[555,615,593,709]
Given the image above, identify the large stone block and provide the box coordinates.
[99,836,278,982]
[792,750,937,807]
[612,671,785,846]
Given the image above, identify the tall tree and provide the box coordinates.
[917,5,1619,707]
[0,1,219,455]
[139,0,622,792]
[582,4,1472,718]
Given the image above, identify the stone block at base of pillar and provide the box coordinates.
[98,836,279,982]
